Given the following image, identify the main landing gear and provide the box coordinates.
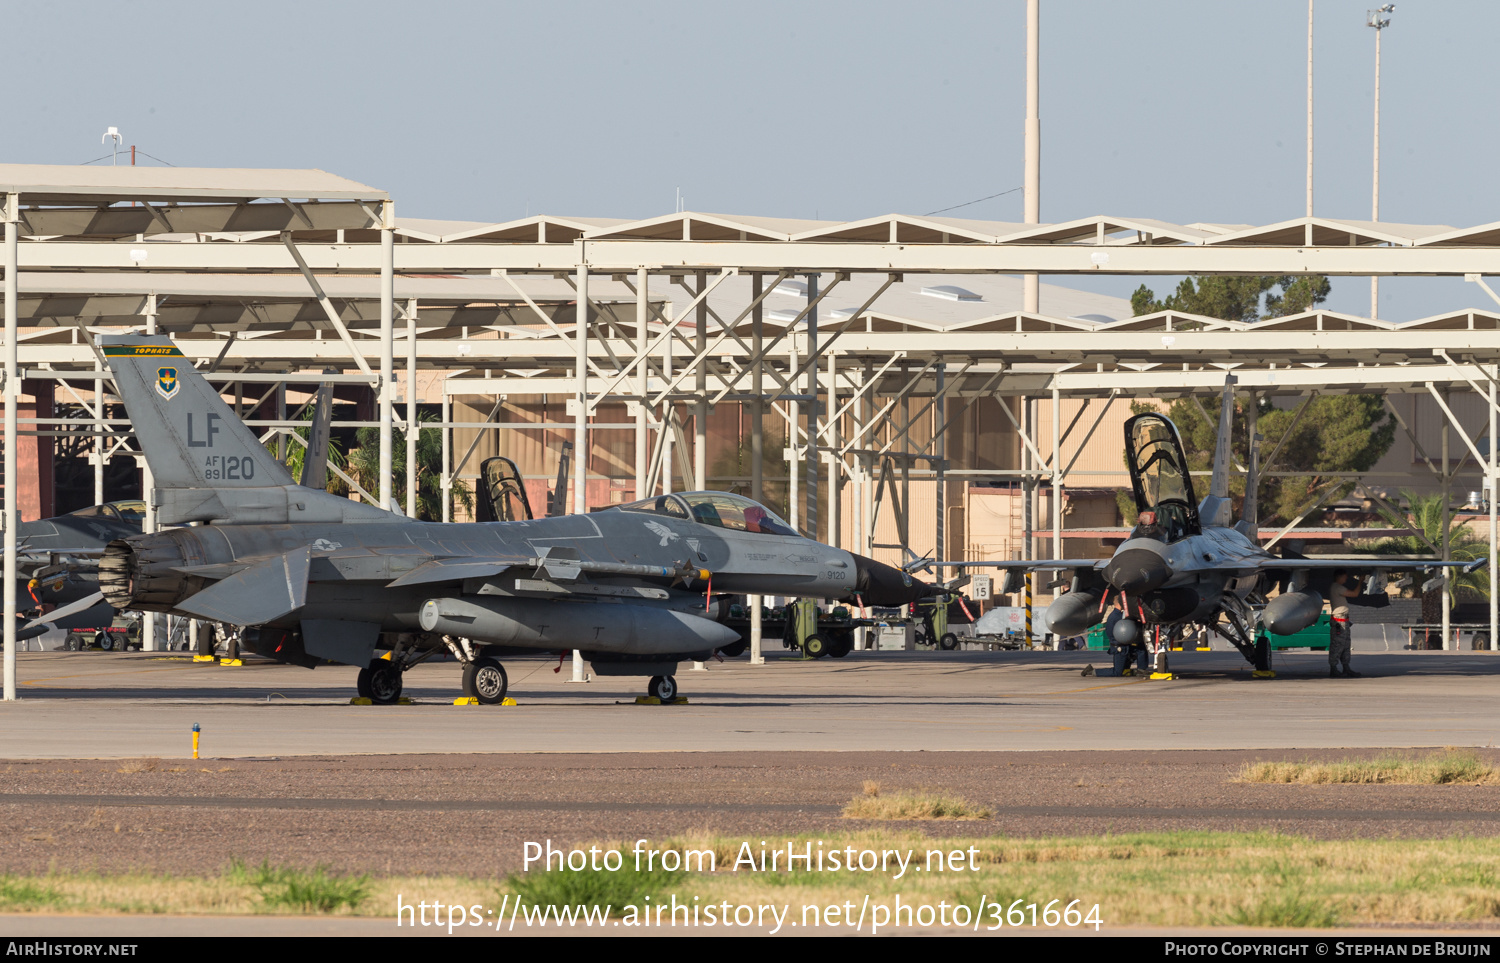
[462,657,510,705]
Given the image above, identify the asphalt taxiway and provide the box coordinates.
[2,647,1497,758]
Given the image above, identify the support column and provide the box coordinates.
[573,258,589,514]
[141,297,164,652]
[93,358,106,504]
[662,313,673,495]
[694,271,707,491]
[1052,386,1062,631]
[1490,369,1497,654]
[788,326,800,532]
[935,364,946,578]
[691,275,709,673]
[1245,390,1260,530]
[3,195,16,700]
[441,393,451,523]
[827,351,839,550]
[1442,392,1451,649]
[899,378,910,551]
[751,275,764,505]
[634,269,648,499]
[406,300,418,517]
[1022,394,1033,647]
[805,274,819,538]
[379,201,395,511]
[571,258,590,681]
[749,274,764,665]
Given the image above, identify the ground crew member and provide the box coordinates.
[1105,600,1148,677]
[1327,570,1359,678]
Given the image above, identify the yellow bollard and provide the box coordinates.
[191,723,200,760]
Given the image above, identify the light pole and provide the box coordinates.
[1368,4,1393,319]
[1306,0,1314,219]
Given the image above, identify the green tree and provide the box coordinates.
[1356,490,1490,606]
[1118,273,1392,529]
[346,413,472,521]
[1131,274,1332,322]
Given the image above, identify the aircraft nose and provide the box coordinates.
[851,553,935,606]
[1103,547,1171,594]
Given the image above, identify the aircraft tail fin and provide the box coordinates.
[298,376,335,490]
[100,334,294,490]
[1209,374,1236,500]
[1198,374,1237,528]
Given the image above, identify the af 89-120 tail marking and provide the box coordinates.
[101,337,293,491]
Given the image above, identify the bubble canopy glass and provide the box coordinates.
[617,492,797,536]
[1124,413,1201,541]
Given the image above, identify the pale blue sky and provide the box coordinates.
[11,0,1495,321]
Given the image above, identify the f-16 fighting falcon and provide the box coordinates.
[89,334,934,704]
[12,501,143,643]
[921,377,1483,677]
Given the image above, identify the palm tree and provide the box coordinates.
[347,412,472,521]
[1355,489,1490,606]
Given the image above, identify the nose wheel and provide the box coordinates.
[357,658,405,705]
[648,675,678,702]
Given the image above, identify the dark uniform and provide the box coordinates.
[1106,608,1148,676]
[1328,580,1356,676]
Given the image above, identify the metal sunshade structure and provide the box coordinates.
[10,161,1500,702]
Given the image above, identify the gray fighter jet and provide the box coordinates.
[89,334,933,704]
[924,378,1483,675]
[13,501,143,643]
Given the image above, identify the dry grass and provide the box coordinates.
[1239,751,1500,786]
[115,758,159,774]
[3,833,1500,927]
[841,781,992,821]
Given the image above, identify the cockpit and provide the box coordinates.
[1123,413,1201,543]
[615,492,799,536]
[67,500,146,524]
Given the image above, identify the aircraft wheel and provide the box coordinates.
[828,631,853,658]
[1253,636,1273,673]
[938,632,960,651]
[648,675,677,701]
[366,660,403,705]
[463,658,509,705]
[803,634,830,659]
[356,666,373,699]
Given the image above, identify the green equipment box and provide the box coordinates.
[1258,612,1331,651]
[1084,614,1332,652]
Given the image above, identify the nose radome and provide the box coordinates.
[1103,548,1171,594]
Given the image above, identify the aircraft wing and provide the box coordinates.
[385,557,523,587]
[915,559,1106,573]
[1255,557,1486,572]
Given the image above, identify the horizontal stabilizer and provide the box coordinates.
[16,591,109,641]
[177,546,311,625]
